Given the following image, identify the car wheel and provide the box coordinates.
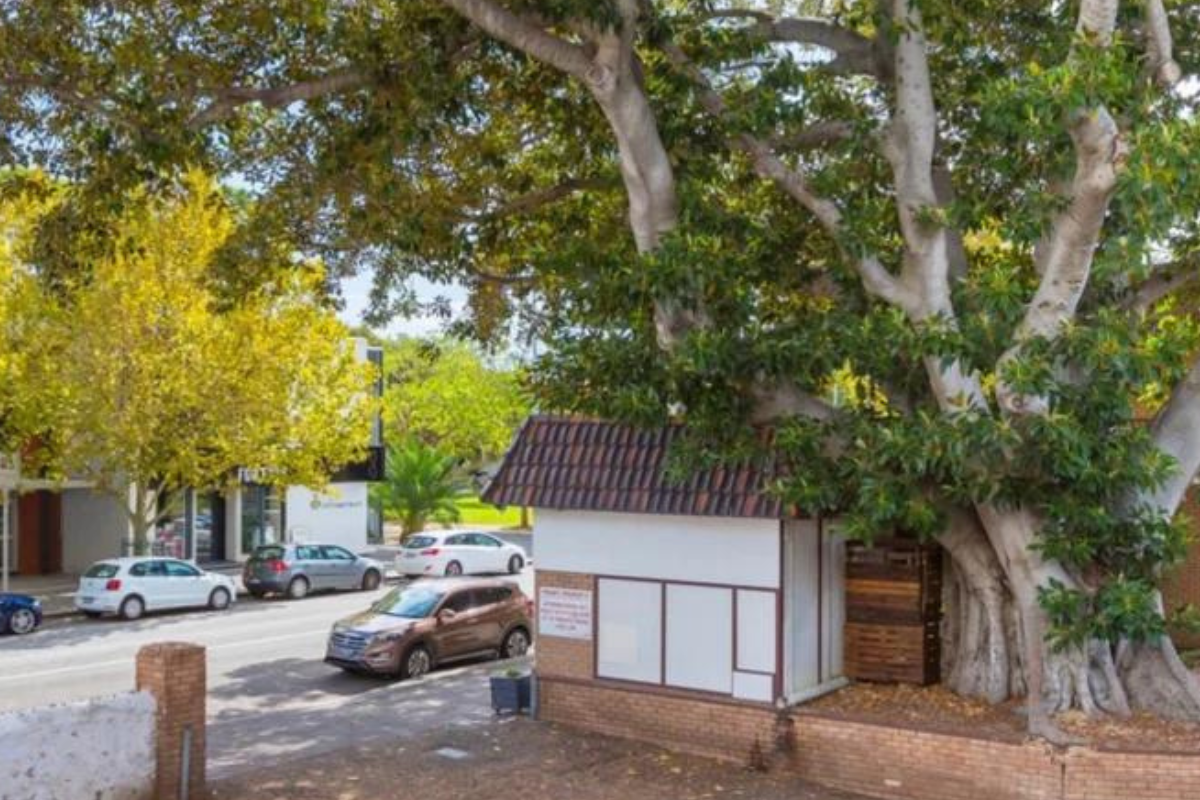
[444,560,463,577]
[400,644,433,680]
[507,554,524,574]
[287,576,310,600]
[8,608,38,635]
[361,569,381,591]
[502,627,530,659]
[120,595,145,621]
[209,587,232,611]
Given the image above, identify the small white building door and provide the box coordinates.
[783,518,846,701]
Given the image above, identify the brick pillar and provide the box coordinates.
[137,642,207,800]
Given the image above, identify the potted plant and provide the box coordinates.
[490,666,532,715]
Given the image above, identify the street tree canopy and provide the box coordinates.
[6,0,1200,734]
[0,170,377,553]
[380,337,530,469]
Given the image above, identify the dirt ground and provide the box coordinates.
[805,681,1200,753]
[209,718,868,800]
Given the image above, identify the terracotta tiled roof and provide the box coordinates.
[481,415,790,519]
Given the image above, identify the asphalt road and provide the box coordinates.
[0,568,534,778]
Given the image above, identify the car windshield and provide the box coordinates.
[84,563,119,578]
[403,536,438,550]
[252,546,286,561]
[370,586,445,619]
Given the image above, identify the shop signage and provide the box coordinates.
[538,587,593,640]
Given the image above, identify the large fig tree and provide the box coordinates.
[4,0,1200,736]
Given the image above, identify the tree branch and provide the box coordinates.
[462,176,612,222]
[768,120,854,151]
[703,10,881,76]
[749,382,836,425]
[436,0,594,81]
[661,40,919,315]
[187,68,372,128]
[995,107,1124,416]
[1077,0,1119,45]
[880,0,948,316]
[466,264,536,286]
[1145,357,1200,518]
[1144,0,1183,87]
[1124,262,1200,314]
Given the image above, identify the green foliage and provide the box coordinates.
[0,170,377,548]
[372,437,465,536]
[6,0,1200,648]
[380,337,531,468]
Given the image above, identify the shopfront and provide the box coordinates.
[151,489,229,564]
[239,484,284,555]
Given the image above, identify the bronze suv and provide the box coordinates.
[325,577,533,678]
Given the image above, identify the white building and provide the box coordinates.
[482,415,847,710]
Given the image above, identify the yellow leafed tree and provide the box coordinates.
[5,170,377,553]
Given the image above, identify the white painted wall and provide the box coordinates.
[784,519,821,695]
[286,483,369,550]
[666,583,732,693]
[736,588,777,674]
[821,521,847,681]
[0,691,155,800]
[61,488,131,574]
[597,578,662,683]
[536,510,780,588]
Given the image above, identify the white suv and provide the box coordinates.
[75,557,237,620]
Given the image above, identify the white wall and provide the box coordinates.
[784,519,821,695]
[286,483,369,550]
[666,583,732,693]
[536,510,780,588]
[0,691,155,800]
[539,509,784,703]
[61,488,130,574]
[596,578,663,684]
[821,521,847,681]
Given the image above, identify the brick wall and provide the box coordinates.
[1062,748,1200,800]
[535,570,595,680]
[789,714,1062,800]
[788,712,1200,800]
[137,642,207,800]
[539,677,779,763]
[536,569,1200,800]
[536,568,781,763]
[1163,488,1200,649]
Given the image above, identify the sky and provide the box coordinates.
[336,270,469,338]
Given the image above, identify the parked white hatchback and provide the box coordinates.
[395,531,528,577]
[75,557,237,620]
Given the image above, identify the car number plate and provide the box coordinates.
[404,552,417,559]
[81,596,95,604]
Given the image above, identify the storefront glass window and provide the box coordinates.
[241,485,283,554]
[153,492,189,559]
[195,492,226,563]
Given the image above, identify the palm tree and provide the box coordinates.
[374,438,463,537]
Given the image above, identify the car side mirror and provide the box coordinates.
[437,608,457,624]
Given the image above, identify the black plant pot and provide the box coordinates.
[490,673,532,715]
